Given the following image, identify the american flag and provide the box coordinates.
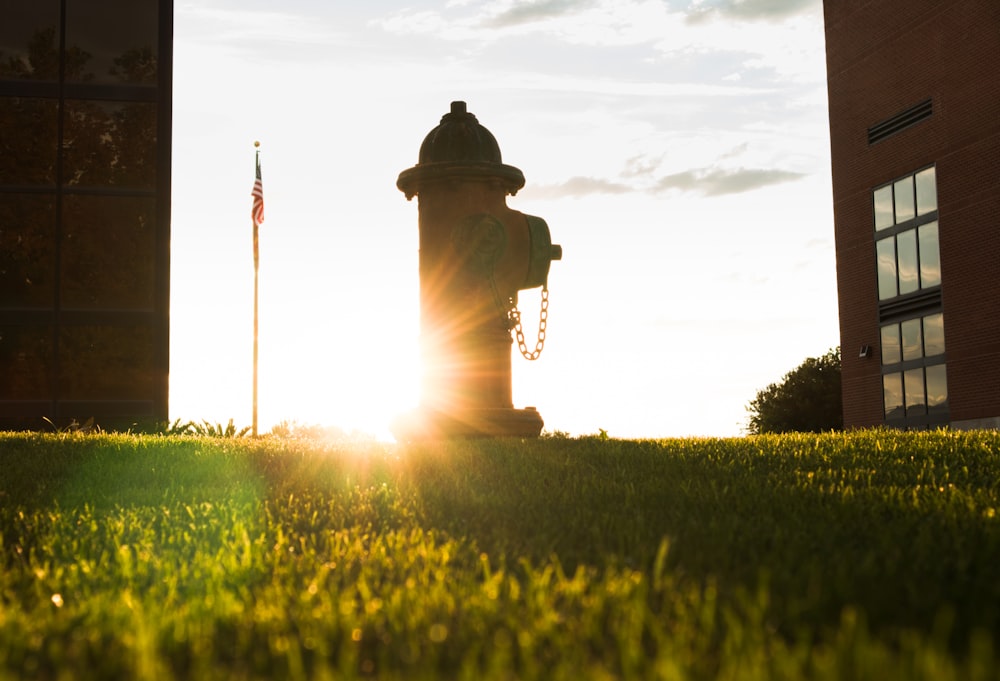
[251,153,264,226]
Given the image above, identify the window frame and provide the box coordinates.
[873,165,948,429]
[873,165,940,304]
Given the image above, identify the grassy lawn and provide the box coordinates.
[1,430,999,679]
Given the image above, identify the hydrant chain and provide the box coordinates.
[490,271,550,360]
[513,285,549,361]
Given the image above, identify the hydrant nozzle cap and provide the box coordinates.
[397,101,526,199]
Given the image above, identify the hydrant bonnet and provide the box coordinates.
[397,101,526,199]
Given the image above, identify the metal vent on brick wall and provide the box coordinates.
[868,99,933,145]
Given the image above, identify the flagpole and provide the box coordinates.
[253,218,259,438]
[252,141,263,437]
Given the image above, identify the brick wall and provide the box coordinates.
[824,0,1000,427]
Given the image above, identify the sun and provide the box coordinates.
[256,312,422,441]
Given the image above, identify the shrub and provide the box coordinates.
[746,347,842,434]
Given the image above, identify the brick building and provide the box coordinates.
[0,0,172,429]
[823,0,1000,430]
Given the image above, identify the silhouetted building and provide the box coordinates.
[823,0,1000,429]
[0,1,172,429]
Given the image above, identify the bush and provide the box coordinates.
[746,347,842,434]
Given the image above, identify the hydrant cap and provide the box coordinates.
[397,101,526,199]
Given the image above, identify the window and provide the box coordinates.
[874,167,939,301]
[61,196,156,309]
[880,313,947,426]
[884,365,949,421]
[65,0,159,85]
[0,5,60,82]
[874,166,947,429]
[0,194,56,307]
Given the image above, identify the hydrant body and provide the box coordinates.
[394,101,561,439]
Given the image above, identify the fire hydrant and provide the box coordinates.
[393,101,562,439]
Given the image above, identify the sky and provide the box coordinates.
[168,0,839,440]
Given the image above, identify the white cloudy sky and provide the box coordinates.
[169,0,839,439]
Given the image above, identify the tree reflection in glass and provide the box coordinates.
[904,368,926,417]
[883,373,903,420]
[926,365,948,414]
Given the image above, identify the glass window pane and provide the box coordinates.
[61,196,156,309]
[876,237,897,300]
[894,176,915,223]
[880,324,901,365]
[0,194,57,308]
[65,0,159,85]
[918,221,941,289]
[915,166,937,216]
[901,318,923,361]
[896,230,918,296]
[58,325,153,400]
[0,3,60,81]
[923,313,945,356]
[884,373,903,420]
[64,100,157,189]
[874,185,894,230]
[0,97,58,185]
[926,364,948,413]
[0,325,53,400]
[904,368,926,417]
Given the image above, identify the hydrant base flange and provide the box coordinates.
[391,406,544,441]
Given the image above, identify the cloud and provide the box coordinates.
[621,153,664,178]
[521,175,633,198]
[717,142,749,160]
[522,163,805,199]
[654,166,804,196]
[685,0,817,24]
[483,0,597,28]
[376,0,682,48]
[371,0,825,88]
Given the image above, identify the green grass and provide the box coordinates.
[2,430,1000,679]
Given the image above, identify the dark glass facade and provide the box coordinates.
[0,0,172,429]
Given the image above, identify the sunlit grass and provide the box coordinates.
[1,430,999,679]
